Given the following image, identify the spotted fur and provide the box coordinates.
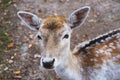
[17,6,120,80]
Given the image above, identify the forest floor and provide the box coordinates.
[0,0,120,80]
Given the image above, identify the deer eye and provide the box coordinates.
[37,35,42,40]
[63,34,69,39]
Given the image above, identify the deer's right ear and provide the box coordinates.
[17,11,42,31]
[68,6,90,29]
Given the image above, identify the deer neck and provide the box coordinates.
[55,49,83,80]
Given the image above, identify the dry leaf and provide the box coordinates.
[8,60,14,64]
[14,70,21,75]
[82,34,88,38]
[14,76,22,79]
[14,53,20,59]
[4,67,8,71]
[11,56,14,59]
[112,17,120,21]
[8,43,14,48]
[28,44,32,48]
[88,19,97,23]
[34,54,41,58]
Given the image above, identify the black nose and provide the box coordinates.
[42,59,55,69]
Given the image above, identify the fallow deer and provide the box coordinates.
[17,6,120,80]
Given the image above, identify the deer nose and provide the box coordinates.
[42,58,55,69]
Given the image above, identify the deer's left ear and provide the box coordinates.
[68,6,90,29]
[17,11,41,31]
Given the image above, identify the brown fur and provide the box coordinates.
[76,32,120,70]
[43,16,66,31]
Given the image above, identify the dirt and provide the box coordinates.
[0,0,120,80]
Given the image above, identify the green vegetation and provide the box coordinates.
[0,0,14,11]
[0,24,11,53]
[50,78,54,80]
[0,0,14,79]
[0,0,14,53]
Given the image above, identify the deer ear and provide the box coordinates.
[69,6,90,29]
[17,11,41,31]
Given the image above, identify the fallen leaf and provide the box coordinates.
[14,53,20,59]
[13,76,22,79]
[112,17,120,21]
[82,34,88,38]
[0,64,3,68]
[4,67,8,71]
[11,56,14,59]
[88,19,97,23]
[5,32,9,36]
[14,53,17,56]
[34,54,41,58]
[8,43,14,48]
[14,70,21,75]
[28,44,32,48]
[8,60,14,64]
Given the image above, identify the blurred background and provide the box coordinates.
[0,0,120,80]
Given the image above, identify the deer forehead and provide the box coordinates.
[39,16,71,38]
[41,16,67,31]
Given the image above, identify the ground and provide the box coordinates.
[0,0,120,80]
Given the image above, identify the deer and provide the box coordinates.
[17,6,120,80]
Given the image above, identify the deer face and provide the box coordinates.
[38,17,72,69]
[17,6,90,69]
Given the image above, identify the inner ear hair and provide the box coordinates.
[69,6,90,29]
[17,11,41,31]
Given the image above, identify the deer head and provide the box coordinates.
[17,6,90,69]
